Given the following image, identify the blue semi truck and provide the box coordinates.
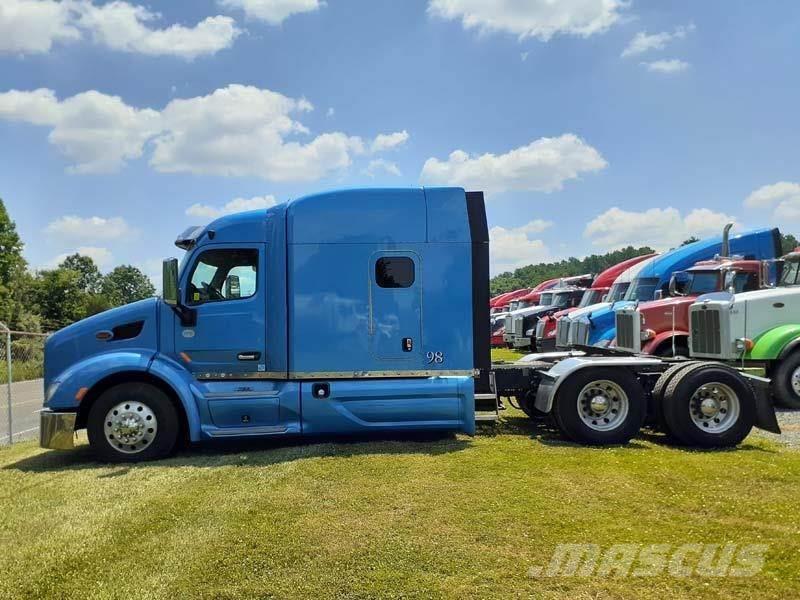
[39,188,781,460]
[557,227,782,350]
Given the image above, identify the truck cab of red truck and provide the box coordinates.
[614,257,765,356]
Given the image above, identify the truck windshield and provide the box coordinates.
[780,260,800,286]
[624,277,660,301]
[685,272,720,295]
[551,292,573,308]
[539,292,553,305]
[606,282,630,303]
[578,289,603,308]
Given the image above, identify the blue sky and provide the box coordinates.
[1,0,799,282]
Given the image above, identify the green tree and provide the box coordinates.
[32,268,88,329]
[102,265,156,306]
[0,198,33,328]
[781,233,799,255]
[60,253,104,294]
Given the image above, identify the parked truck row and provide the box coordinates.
[38,188,787,461]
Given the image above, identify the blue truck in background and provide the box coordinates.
[560,227,782,350]
[39,188,781,459]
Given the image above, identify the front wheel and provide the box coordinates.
[662,364,756,448]
[87,382,179,462]
[552,368,645,445]
[771,352,800,409]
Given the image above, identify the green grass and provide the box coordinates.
[1,416,799,599]
[490,347,526,362]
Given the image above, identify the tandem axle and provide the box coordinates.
[488,347,781,448]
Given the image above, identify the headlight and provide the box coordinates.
[641,328,656,341]
[735,338,754,352]
[525,328,535,336]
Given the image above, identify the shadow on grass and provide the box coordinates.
[4,430,472,474]
[636,428,778,454]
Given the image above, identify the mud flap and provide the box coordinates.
[741,373,781,434]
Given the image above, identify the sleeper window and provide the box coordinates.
[187,249,258,304]
[376,257,415,288]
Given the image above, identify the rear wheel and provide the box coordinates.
[87,382,179,462]
[553,368,645,445]
[662,363,756,447]
[771,351,800,409]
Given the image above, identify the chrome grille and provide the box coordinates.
[555,319,571,349]
[535,319,546,341]
[512,316,524,336]
[571,319,591,346]
[615,311,639,353]
[691,307,722,356]
[504,315,513,334]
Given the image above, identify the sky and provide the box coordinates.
[1,0,799,283]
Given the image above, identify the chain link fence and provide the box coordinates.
[0,323,48,445]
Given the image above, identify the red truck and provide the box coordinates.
[490,280,559,346]
[535,254,656,352]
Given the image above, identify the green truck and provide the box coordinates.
[689,248,800,408]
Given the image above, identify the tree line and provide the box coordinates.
[0,198,155,333]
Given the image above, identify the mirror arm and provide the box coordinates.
[170,299,197,327]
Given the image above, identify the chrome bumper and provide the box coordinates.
[512,336,532,348]
[40,409,77,450]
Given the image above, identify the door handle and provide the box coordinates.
[237,352,261,361]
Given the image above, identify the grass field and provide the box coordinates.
[1,349,799,598]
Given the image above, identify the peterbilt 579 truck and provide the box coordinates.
[535,253,656,353]
[689,248,800,408]
[556,227,782,350]
[613,225,769,357]
[39,188,781,461]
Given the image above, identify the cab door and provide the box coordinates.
[370,252,422,362]
[176,244,266,376]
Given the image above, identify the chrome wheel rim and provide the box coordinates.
[791,367,800,397]
[577,380,629,432]
[689,382,740,434]
[103,401,157,454]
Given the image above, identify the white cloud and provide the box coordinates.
[363,159,402,178]
[641,59,689,73]
[428,0,628,41]
[151,84,365,181]
[326,107,335,117]
[0,0,81,54]
[0,0,239,58]
[48,246,114,269]
[621,24,694,58]
[0,88,161,173]
[77,1,240,59]
[370,130,409,153]
[745,182,800,222]
[420,134,607,194]
[218,0,323,25]
[45,215,133,241]
[186,195,278,219]
[584,207,736,250]
[0,85,384,180]
[490,221,553,275]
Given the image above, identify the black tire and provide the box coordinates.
[662,363,756,448]
[652,361,699,409]
[87,382,179,462]
[771,351,800,409]
[552,368,646,445]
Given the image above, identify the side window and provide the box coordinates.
[376,257,415,288]
[187,249,258,305]
[733,272,759,293]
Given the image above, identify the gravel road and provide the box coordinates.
[758,408,800,448]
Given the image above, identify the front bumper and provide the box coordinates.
[40,409,77,450]
[512,336,532,349]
